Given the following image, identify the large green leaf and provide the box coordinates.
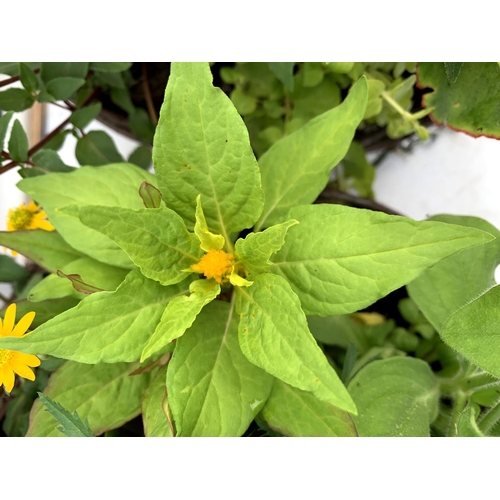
[168,300,274,436]
[142,365,173,437]
[75,206,202,286]
[27,361,151,436]
[270,204,494,316]
[18,163,158,268]
[348,357,439,437]
[0,297,79,329]
[441,286,500,378]
[29,256,129,302]
[8,119,29,162]
[408,216,500,331]
[418,62,500,138]
[141,279,220,362]
[260,379,357,437]
[255,77,368,230]
[153,62,264,244]
[45,77,85,100]
[0,230,83,272]
[235,220,298,277]
[236,273,356,413]
[0,270,191,363]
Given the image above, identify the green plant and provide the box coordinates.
[1,62,500,437]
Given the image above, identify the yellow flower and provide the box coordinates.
[191,248,235,284]
[5,200,54,256]
[0,304,40,393]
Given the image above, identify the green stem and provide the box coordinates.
[478,399,500,435]
[447,391,467,437]
[381,91,414,122]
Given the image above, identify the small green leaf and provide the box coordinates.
[153,62,264,243]
[8,119,29,162]
[75,205,202,286]
[267,62,295,91]
[129,145,152,170]
[0,255,28,282]
[142,365,173,437]
[0,270,192,364]
[56,270,104,294]
[348,357,439,436]
[27,360,151,436]
[418,62,500,138]
[441,286,500,378]
[45,77,85,100]
[236,273,357,413]
[270,204,494,316]
[168,300,274,436]
[230,88,257,115]
[37,392,94,437]
[0,62,39,77]
[194,195,225,252]
[19,62,39,93]
[141,279,220,362]
[41,62,89,83]
[0,88,35,111]
[255,77,368,229]
[408,215,500,331]
[139,181,162,208]
[31,150,74,172]
[75,130,124,166]
[70,102,102,129]
[235,220,298,276]
[260,379,357,437]
[110,88,135,114]
[89,62,132,73]
[0,111,14,147]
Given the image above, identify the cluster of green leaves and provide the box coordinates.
[2,62,500,438]
[0,62,153,175]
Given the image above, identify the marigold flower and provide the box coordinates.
[5,200,54,256]
[191,248,234,284]
[0,304,40,393]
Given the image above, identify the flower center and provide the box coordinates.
[0,348,14,367]
[9,207,34,230]
[191,249,234,284]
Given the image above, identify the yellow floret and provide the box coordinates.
[191,249,234,284]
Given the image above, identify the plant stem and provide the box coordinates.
[142,63,158,126]
[381,91,413,122]
[447,391,467,437]
[478,399,500,435]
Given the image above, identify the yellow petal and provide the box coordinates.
[10,311,36,337]
[27,200,38,212]
[34,219,55,231]
[13,352,41,367]
[1,303,16,337]
[10,360,35,381]
[0,317,2,331]
[1,365,15,392]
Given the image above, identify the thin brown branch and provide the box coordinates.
[142,62,158,125]
[316,187,403,216]
[0,68,40,89]
[1,151,10,160]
